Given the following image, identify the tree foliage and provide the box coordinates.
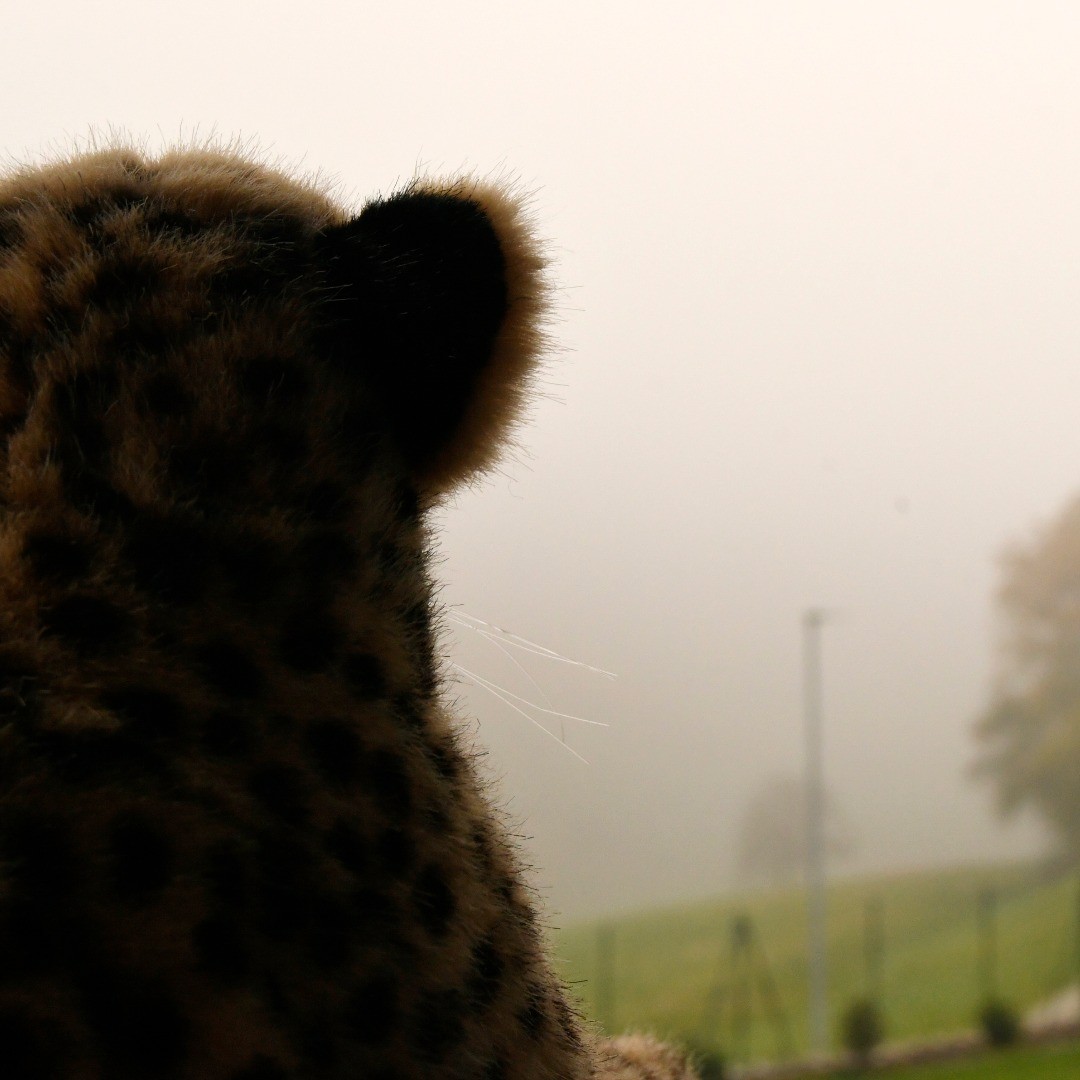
[974,494,1080,857]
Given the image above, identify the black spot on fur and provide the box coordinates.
[300,1020,342,1074]
[108,307,179,358]
[403,599,429,633]
[376,539,403,571]
[248,763,310,826]
[22,530,93,583]
[305,717,361,785]
[204,838,250,907]
[78,966,190,1076]
[413,988,467,1062]
[307,893,353,970]
[143,370,193,416]
[425,738,459,783]
[240,357,310,408]
[351,887,399,941]
[0,660,38,724]
[170,437,244,498]
[0,891,84,977]
[33,727,170,787]
[393,693,426,734]
[468,937,505,1010]
[108,812,174,904]
[125,514,210,603]
[325,818,369,876]
[484,1058,509,1080]
[143,205,202,236]
[40,593,132,656]
[85,252,163,311]
[519,993,548,1039]
[343,652,388,700]
[294,480,350,523]
[396,483,421,522]
[230,1058,290,1080]
[0,211,22,252]
[202,709,256,758]
[213,531,284,605]
[255,420,309,475]
[193,915,250,985]
[298,529,357,582]
[53,371,119,466]
[0,1007,69,1080]
[413,862,456,939]
[69,188,146,232]
[425,802,452,838]
[255,830,314,941]
[1,812,82,919]
[210,219,308,304]
[368,748,412,817]
[194,640,264,699]
[376,826,416,878]
[337,404,381,471]
[553,993,582,1045]
[413,653,438,700]
[100,685,185,743]
[279,607,341,673]
[347,974,399,1045]
[63,468,136,524]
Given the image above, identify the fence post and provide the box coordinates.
[596,923,616,1033]
[978,888,998,1002]
[864,894,885,1001]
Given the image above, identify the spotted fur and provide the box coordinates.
[0,146,696,1079]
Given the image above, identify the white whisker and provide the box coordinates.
[464,623,562,735]
[452,664,607,727]
[448,612,616,678]
[451,663,590,764]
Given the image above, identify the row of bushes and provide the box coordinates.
[688,997,1022,1078]
[841,995,1020,1060]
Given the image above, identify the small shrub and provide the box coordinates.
[841,997,884,1063]
[682,1040,726,1080]
[978,999,1020,1047]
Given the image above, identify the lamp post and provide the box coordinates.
[803,607,829,1055]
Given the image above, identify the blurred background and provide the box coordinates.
[6,1,1080,1068]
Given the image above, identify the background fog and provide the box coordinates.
[5,0,1077,917]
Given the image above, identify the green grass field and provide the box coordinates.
[834,1040,1080,1080]
[550,863,1080,1065]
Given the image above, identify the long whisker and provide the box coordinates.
[449,612,616,678]
[452,664,607,727]
[463,620,558,711]
[451,663,590,764]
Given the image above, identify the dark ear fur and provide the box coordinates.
[319,181,546,492]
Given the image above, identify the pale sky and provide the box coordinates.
[5,1,1079,916]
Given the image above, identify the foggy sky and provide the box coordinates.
[5,1,1077,917]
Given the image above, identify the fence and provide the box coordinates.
[554,863,1080,1066]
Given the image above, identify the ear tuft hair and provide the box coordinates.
[319,179,548,493]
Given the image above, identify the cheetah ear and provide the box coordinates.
[319,182,546,493]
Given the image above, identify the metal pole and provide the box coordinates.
[803,608,828,1054]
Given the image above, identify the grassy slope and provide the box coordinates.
[844,1040,1080,1080]
[550,863,1080,1061]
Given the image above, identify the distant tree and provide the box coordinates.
[737,773,856,886]
[973,494,1080,859]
